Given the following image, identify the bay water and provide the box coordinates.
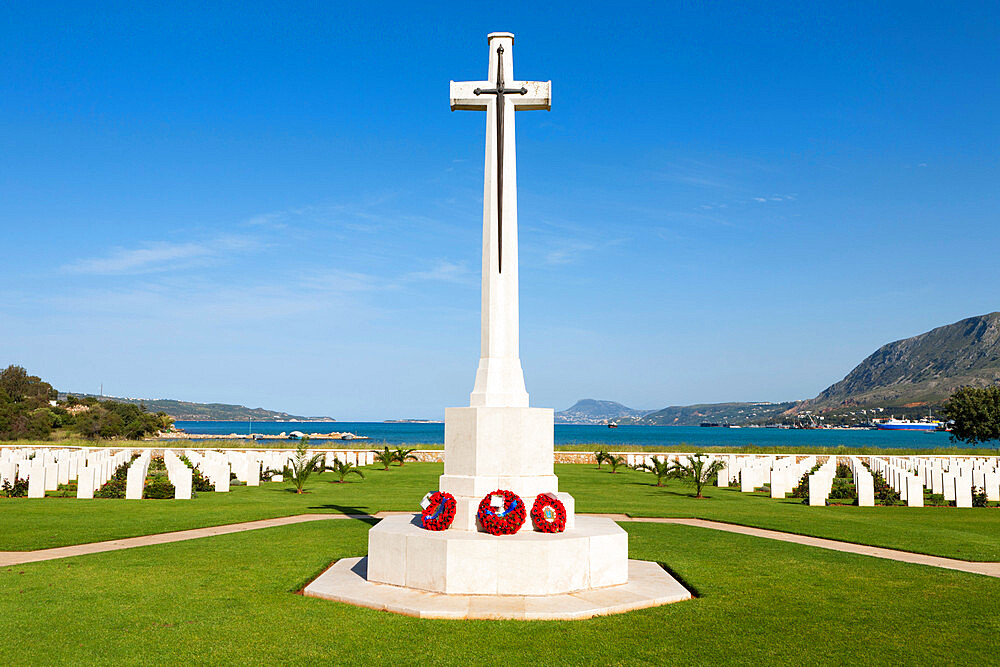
[171,421,991,450]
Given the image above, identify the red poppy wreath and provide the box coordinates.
[530,493,567,533]
[420,491,457,531]
[477,489,526,535]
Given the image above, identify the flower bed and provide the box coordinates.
[142,457,176,499]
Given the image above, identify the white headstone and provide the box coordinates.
[906,475,923,507]
[28,461,45,498]
[174,468,193,499]
[954,477,973,508]
[77,466,95,499]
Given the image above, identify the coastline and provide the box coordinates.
[156,431,369,441]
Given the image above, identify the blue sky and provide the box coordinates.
[2,2,998,419]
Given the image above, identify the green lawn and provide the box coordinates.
[2,463,999,560]
[0,520,997,665]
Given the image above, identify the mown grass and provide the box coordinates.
[2,463,1000,560]
[0,520,997,665]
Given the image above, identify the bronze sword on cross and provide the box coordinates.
[449,37,551,275]
[473,45,525,273]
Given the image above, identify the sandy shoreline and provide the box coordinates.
[153,431,369,441]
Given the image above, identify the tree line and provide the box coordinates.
[0,365,173,441]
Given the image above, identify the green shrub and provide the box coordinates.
[972,487,988,508]
[791,464,821,498]
[179,455,214,492]
[143,477,175,499]
[871,471,899,506]
[95,477,126,499]
[95,461,131,498]
[828,477,856,500]
[835,463,852,479]
[927,493,946,505]
[192,468,214,492]
[1,478,28,497]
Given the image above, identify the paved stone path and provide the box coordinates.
[601,515,1000,578]
[2,512,998,578]
[0,514,361,567]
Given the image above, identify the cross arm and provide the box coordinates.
[512,81,551,110]
[450,81,490,111]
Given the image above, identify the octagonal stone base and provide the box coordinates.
[303,557,692,620]
[366,514,626,596]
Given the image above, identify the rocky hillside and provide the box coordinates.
[623,401,800,426]
[59,394,333,422]
[809,312,1000,409]
[554,399,652,424]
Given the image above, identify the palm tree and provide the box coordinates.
[606,454,627,474]
[372,446,395,471]
[594,450,610,470]
[634,456,671,486]
[668,453,726,498]
[392,446,418,467]
[327,458,365,483]
[280,441,326,494]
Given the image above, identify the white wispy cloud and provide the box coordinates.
[62,236,261,275]
[406,260,474,284]
[297,268,385,293]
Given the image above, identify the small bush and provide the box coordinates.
[828,478,856,500]
[96,477,126,499]
[972,487,988,508]
[192,468,214,492]
[143,477,176,499]
[1,478,28,498]
[791,464,821,498]
[835,463,852,479]
[95,461,131,498]
[871,471,899,506]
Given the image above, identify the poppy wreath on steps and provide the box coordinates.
[420,491,457,531]
[477,489,526,535]
[530,493,567,533]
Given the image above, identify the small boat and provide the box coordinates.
[607,420,618,429]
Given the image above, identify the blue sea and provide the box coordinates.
[170,421,993,450]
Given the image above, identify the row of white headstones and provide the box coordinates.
[0,447,377,500]
[714,453,1000,507]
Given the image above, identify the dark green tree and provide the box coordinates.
[942,386,1000,445]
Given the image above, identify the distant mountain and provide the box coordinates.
[60,393,333,422]
[555,399,652,424]
[807,312,1000,409]
[623,401,801,426]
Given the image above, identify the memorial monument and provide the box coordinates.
[304,32,691,619]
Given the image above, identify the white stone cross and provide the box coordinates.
[450,32,550,408]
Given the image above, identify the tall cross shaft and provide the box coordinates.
[450,32,551,408]
[472,44,526,273]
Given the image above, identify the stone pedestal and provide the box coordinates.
[439,406,575,531]
[367,514,624,595]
